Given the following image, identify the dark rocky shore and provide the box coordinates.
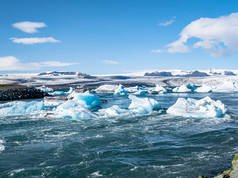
[0,85,49,101]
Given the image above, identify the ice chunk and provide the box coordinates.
[134,90,148,96]
[0,100,44,116]
[172,84,195,93]
[213,81,238,92]
[114,84,129,96]
[54,100,96,119]
[52,91,101,119]
[150,84,167,94]
[0,139,5,152]
[167,96,227,118]
[36,85,53,93]
[95,84,118,93]
[69,91,101,109]
[195,85,212,93]
[66,87,74,94]
[128,95,160,114]
[50,91,65,96]
[98,105,129,117]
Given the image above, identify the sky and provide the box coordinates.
[1,0,238,74]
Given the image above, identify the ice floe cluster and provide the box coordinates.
[1,81,236,119]
[167,96,227,118]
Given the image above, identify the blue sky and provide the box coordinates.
[1,0,238,74]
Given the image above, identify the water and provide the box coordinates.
[1,92,238,177]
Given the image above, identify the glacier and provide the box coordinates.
[167,96,227,118]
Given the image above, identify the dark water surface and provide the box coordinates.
[1,92,238,178]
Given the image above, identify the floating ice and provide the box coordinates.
[114,84,129,96]
[50,91,66,96]
[54,100,96,119]
[213,81,238,92]
[167,96,227,118]
[98,105,129,117]
[128,95,160,114]
[36,85,53,93]
[53,91,101,119]
[66,87,75,95]
[195,85,212,93]
[150,84,167,94]
[0,100,45,116]
[0,139,5,153]
[95,84,118,93]
[134,90,148,96]
[68,91,101,109]
[172,84,196,93]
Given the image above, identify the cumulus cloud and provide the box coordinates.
[12,21,46,33]
[0,56,78,71]
[159,16,176,26]
[102,60,119,64]
[167,12,238,56]
[10,37,60,44]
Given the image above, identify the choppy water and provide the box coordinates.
[1,92,238,178]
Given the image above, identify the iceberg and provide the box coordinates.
[54,100,96,119]
[95,84,118,93]
[114,84,129,96]
[167,96,227,118]
[0,100,45,116]
[36,85,53,93]
[150,84,167,94]
[172,84,196,93]
[128,95,160,114]
[98,95,160,117]
[134,90,148,96]
[213,81,238,92]
[0,139,4,152]
[195,85,212,93]
[50,91,66,96]
[66,87,75,94]
[68,91,101,109]
[98,105,129,117]
[53,91,101,119]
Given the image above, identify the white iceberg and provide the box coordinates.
[167,96,227,118]
[66,87,75,94]
[0,100,45,116]
[54,100,96,119]
[0,139,4,152]
[195,85,212,93]
[52,91,101,119]
[213,81,238,92]
[128,95,160,114]
[134,90,148,96]
[50,91,65,96]
[36,85,53,93]
[98,105,129,117]
[114,84,129,96]
[95,84,118,93]
[172,84,194,93]
[150,84,167,94]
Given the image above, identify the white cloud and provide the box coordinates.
[102,60,119,64]
[166,12,238,56]
[0,56,78,71]
[151,49,163,53]
[12,21,46,33]
[159,16,176,26]
[10,37,60,44]
[41,61,79,67]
